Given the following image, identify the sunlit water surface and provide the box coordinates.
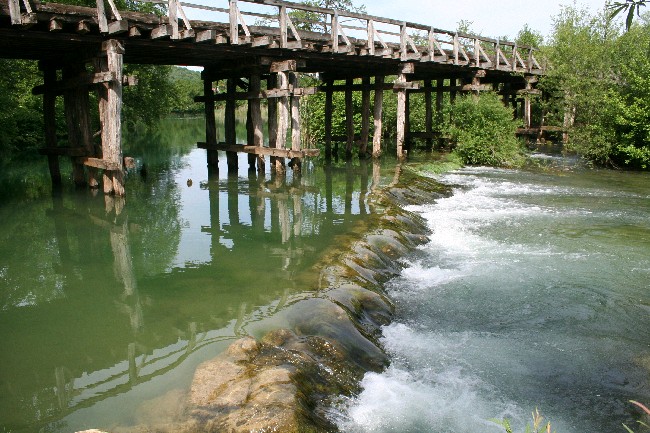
[336,163,650,433]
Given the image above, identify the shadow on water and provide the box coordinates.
[0,115,406,432]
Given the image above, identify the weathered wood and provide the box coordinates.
[194,86,317,102]
[195,28,215,43]
[62,63,92,187]
[360,76,370,157]
[49,18,63,31]
[396,72,407,159]
[289,72,301,171]
[249,73,265,173]
[168,0,178,39]
[8,0,21,24]
[97,39,125,195]
[225,77,238,172]
[32,72,118,95]
[76,20,91,34]
[372,76,383,158]
[269,59,297,73]
[108,19,128,34]
[275,71,289,172]
[41,63,62,186]
[203,71,218,167]
[150,24,172,39]
[267,74,279,170]
[229,0,239,45]
[198,143,319,158]
[96,0,108,33]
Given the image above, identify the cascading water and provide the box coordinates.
[336,165,650,433]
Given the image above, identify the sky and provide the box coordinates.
[361,0,609,40]
[183,0,613,42]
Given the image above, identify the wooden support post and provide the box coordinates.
[396,64,413,160]
[405,88,411,152]
[360,76,371,157]
[225,78,238,172]
[450,78,457,104]
[276,71,289,173]
[424,79,433,150]
[229,0,239,45]
[63,62,97,188]
[250,73,264,173]
[345,78,354,159]
[246,100,256,171]
[204,71,218,168]
[324,79,333,160]
[268,74,279,171]
[97,40,125,196]
[289,72,301,172]
[373,76,384,158]
[41,63,62,187]
[524,77,533,129]
[168,0,178,39]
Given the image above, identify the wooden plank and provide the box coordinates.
[270,59,297,73]
[32,72,118,95]
[8,0,21,25]
[128,25,142,37]
[198,143,319,158]
[195,29,216,43]
[79,157,121,171]
[96,0,109,33]
[150,24,172,39]
[169,0,178,39]
[108,19,128,34]
[229,0,239,45]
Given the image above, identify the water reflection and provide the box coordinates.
[0,147,394,432]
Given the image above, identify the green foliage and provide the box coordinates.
[491,408,553,433]
[516,24,544,48]
[622,400,650,433]
[608,0,647,30]
[541,6,650,169]
[445,92,524,167]
[168,67,204,115]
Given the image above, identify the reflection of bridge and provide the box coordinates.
[0,0,542,195]
[0,162,387,431]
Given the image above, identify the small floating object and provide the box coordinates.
[187,179,193,187]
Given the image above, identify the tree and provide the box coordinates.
[608,0,647,30]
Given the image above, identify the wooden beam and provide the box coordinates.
[40,63,61,186]
[198,143,319,159]
[345,78,354,158]
[203,70,218,167]
[225,77,238,171]
[276,70,289,172]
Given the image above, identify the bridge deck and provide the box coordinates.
[0,0,544,196]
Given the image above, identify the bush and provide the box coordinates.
[446,92,525,167]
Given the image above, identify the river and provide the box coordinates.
[1,117,649,432]
[336,159,650,432]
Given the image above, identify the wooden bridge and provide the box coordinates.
[0,0,543,195]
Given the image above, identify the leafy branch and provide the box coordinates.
[607,0,647,30]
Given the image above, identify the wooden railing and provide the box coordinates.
[84,0,543,73]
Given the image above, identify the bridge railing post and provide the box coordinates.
[169,0,178,39]
[331,11,339,53]
[229,0,239,45]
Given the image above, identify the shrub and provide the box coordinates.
[446,92,525,167]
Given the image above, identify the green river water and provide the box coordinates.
[1,117,649,433]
